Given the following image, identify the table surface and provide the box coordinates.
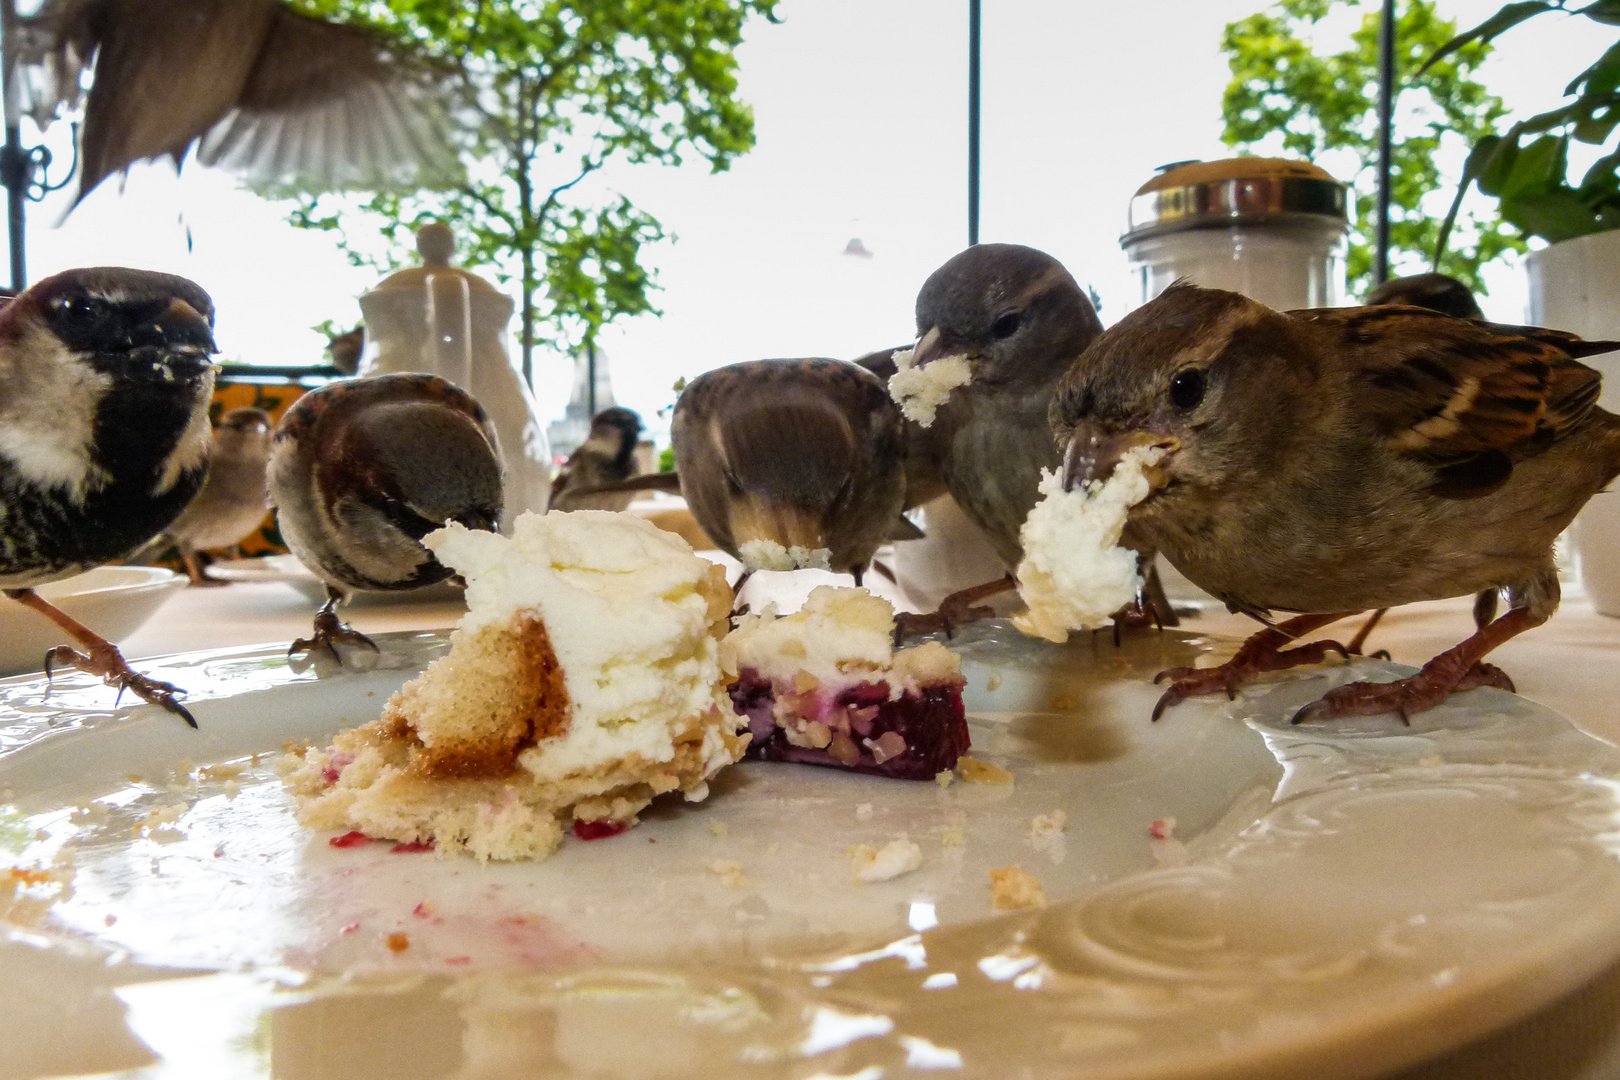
[55,571,1620,1080]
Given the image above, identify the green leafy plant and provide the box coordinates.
[277,0,780,383]
[1428,1,1620,257]
[1222,0,1524,296]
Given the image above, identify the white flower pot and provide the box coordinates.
[1527,229,1620,615]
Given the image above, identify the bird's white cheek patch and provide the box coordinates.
[1012,445,1167,643]
[887,347,973,427]
[0,342,112,499]
[153,390,214,495]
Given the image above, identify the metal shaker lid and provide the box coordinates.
[1123,157,1349,245]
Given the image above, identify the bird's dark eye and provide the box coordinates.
[990,311,1022,340]
[1169,368,1206,410]
[49,293,120,345]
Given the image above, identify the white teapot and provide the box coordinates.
[358,223,552,528]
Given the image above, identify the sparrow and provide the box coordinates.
[672,358,908,586]
[325,324,364,375]
[15,0,457,205]
[0,267,217,726]
[1365,273,1484,319]
[891,243,1177,635]
[852,345,949,510]
[549,406,644,512]
[139,406,272,584]
[269,373,502,668]
[1051,282,1620,723]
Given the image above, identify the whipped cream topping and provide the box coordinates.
[1012,445,1165,643]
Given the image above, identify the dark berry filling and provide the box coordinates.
[728,668,969,780]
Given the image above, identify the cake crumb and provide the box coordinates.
[958,757,1013,785]
[934,769,955,788]
[385,932,410,953]
[985,673,1002,691]
[989,865,1047,910]
[849,837,923,883]
[709,820,729,837]
[1028,811,1067,864]
[888,348,973,427]
[197,762,246,782]
[707,859,752,888]
[1149,817,1176,840]
[940,813,966,847]
[855,802,874,821]
[282,739,311,758]
[1149,818,1187,866]
[1012,446,1167,642]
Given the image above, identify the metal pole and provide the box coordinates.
[585,340,597,417]
[967,0,980,247]
[0,0,25,291]
[1374,0,1395,286]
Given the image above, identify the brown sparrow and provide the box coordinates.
[269,373,502,668]
[1052,282,1620,722]
[672,358,908,586]
[18,0,456,204]
[0,267,217,726]
[889,243,1177,636]
[147,406,272,584]
[549,407,644,512]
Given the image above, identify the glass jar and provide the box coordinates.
[1121,157,1350,311]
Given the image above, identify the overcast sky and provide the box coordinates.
[16,0,1608,439]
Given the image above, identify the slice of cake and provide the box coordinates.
[283,511,747,861]
[720,586,969,780]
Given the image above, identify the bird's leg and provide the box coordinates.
[1292,607,1539,725]
[5,587,197,728]
[1151,611,1360,721]
[288,585,379,672]
[1345,608,1390,659]
[893,575,1015,644]
[1110,555,1181,644]
[730,569,755,619]
[180,547,227,588]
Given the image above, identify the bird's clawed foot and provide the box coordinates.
[893,575,1014,645]
[1150,611,1358,721]
[289,603,379,674]
[1344,607,1391,660]
[44,643,196,728]
[1291,660,1516,725]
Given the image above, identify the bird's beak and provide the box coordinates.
[138,297,216,354]
[909,325,946,367]
[1062,429,1180,492]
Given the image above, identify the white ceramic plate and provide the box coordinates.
[0,566,188,677]
[208,554,468,606]
[3,624,1620,1080]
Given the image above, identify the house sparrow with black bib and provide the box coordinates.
[0,267,216,726]
[1052,282,1620,723]
[269,373,502,669]
[550,406,644,512]
[673,358,909,589]
[889,243,1177,636]
[143,406,272,584]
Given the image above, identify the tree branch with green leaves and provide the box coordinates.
[1222,0,1524,298]
[275,0,779,383]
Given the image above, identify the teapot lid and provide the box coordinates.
[368,223,501,293]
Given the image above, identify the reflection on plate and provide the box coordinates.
[3,625,1620,1079]
[208,554,467,606]
[0,566,187,677]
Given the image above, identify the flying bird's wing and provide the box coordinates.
[195,2,460,192]
[23,0,459,204]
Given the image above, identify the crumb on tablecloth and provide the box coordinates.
[958,757,1014,785]
[849,837,923,883]
[989,864,1047,910]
